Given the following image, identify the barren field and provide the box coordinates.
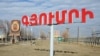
[0,40,100,56]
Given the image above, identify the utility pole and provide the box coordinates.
[77,26,79,43]
[26,26,28,42]
[92,27,96,45]
[66,28,69,42]
[31,27,32,44]
[23,26,26,42]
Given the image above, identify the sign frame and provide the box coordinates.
[11,20,20,33]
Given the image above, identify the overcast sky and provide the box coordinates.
[0,0,100,38]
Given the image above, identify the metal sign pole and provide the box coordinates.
[50,24,54,56]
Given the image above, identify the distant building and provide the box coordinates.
[54,30,60,38]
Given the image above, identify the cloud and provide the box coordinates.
[0,0,20,2]
[28,0,45,2]
[0,0,99,20]
[0,0,100,37]
[0,2,36,7]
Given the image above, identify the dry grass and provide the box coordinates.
[0,39,100,56]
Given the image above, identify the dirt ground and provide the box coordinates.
[0,40,100,56]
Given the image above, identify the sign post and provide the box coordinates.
[9,20,20,44]
[50,24,54,56]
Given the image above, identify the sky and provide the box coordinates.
[0,0,100,38]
